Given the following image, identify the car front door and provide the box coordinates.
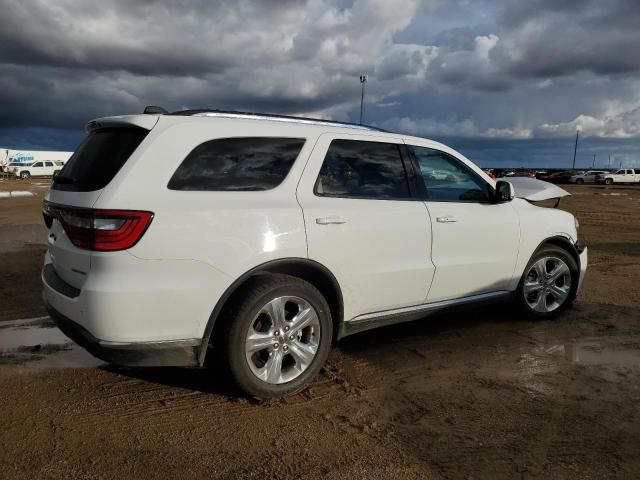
[44,161,55,175]
[297,134,435,321]
[406,142,520,302]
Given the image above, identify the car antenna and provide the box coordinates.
[143,106,169,115]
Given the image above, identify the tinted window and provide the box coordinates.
[411,146,490,202]
[45,162,54,167]
[168,137,304,191]
[32,162,43,167]
[315,140,410,199]
[53,128,148,192]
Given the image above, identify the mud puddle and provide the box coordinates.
[543,340,640,367]
[0,317,103,369]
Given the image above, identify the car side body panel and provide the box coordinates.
[507,198,578,291]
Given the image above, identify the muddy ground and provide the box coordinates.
[0,177,639,479]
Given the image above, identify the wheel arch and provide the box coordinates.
[534,235,581,271]
[197,258,343,365]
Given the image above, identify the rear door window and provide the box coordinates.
[168,137,305,191]
[315,139,411,199]
[53,127,148,192]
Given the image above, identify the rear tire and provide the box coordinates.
[221,274,333,399]
[516,245,579,319]
[19,171,30,179]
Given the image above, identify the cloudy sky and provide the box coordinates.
[1,0,639,168]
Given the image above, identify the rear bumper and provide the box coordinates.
[40,247,232,363]
[47,306,200,367]
[42,255,204,367]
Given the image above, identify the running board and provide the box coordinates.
[337,291,511,339]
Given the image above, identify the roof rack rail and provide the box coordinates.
[168,108,387,132]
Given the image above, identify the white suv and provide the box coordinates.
[569,170,608,184]
[15,160,65,179]
[42,109,587,398]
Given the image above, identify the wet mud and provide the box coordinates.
[0,180,639,479]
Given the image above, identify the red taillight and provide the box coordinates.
[43,202,153,251]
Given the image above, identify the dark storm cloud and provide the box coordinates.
[0,0,639,168]
[0,0,427,134]
[501,0,640,78]
[0,0,299,75]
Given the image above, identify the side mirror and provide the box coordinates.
[494,180,514,203]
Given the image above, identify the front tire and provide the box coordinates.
[19,171,30,179]
[604,178,613,185]
[516,245,578,319]
[576,178,584,185]
[223,274,333,399]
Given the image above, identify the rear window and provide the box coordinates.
[53,127,148,192]
[168,137,304,191]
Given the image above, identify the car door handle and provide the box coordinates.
[436,216,458,223]
[316,216,347,225]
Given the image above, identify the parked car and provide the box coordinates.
[43,109,588,398]
[14,160,64,179]
[500,170,536,178]
[596,169,640,185]
[538,171,573,184]
[569,170,608,184]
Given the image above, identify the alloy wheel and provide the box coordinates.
[244,296,321,384]
[523,256,572,313]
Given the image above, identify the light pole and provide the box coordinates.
[608,154,611,169]
[571,129,579,170]
[592,154,596,168]
[359,74,368,125]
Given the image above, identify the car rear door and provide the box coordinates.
[405,141,520,302]
[296,133,435,321]
[44,161,55,175]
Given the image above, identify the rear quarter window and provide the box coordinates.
[168,137,305,191]
[52,127,148,192]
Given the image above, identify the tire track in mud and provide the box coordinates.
[62,363,361,430]
[53,346,401,438]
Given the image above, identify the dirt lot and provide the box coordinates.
[1,177,639,479]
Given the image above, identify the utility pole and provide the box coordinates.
[592,154,596,168]
[608,154,611,169]
[359,74,368,125]
[571,129,579,170]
